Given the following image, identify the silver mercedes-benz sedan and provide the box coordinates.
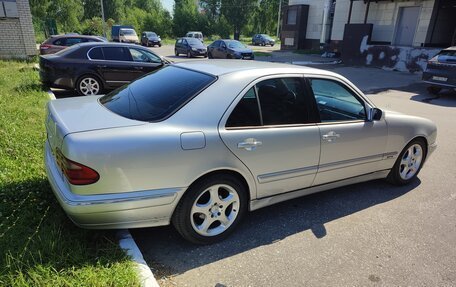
[45,61,437,244]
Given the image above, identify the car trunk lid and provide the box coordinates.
[46,96,145,150]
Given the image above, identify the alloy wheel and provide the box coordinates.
[399,144,423,180]
[79,77,100,96]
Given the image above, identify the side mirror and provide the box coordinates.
[368,107,383,121]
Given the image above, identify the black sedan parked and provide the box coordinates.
[174,37,207,58]
[40,42,169,96]
[207,40,254,60]
[422,46,456,94]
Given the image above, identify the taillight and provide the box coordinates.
[40,44,51,50]
[56,149,99,185]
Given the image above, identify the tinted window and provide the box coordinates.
[226,88,261,128]
[88,47,104,60]
[257,78,310,125]
[53,38,65,46]
[100,66,216,122]
[309,78,365,122]
[187,38,200,45]
[102,47,131,61]
[226,78,311,128]
[65,38,83,46]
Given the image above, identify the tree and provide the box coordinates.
[220,0,257,40]
[173,0,199,37]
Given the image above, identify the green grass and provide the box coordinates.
[0,60,139,286]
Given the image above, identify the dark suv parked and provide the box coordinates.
[422,47,456,94]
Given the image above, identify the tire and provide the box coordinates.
[76,75,102,96]
[386,138,426,185]
[427,86,441,95]
[159,43,162,47]
[187,51,192,58]
[172,174,248,244]
[208,52,213,59]
[227,54,232,59]
[175,49,179,56]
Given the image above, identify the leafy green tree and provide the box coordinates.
[173,0,199,37]
[220,0,257,40]
[47,0,84,32]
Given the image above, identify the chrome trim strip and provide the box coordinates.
[318,153,385,171]
[106,80,130,83]
[258,165,318,183]
[250,170,390,211]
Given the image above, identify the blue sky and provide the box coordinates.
[162,0,173,13]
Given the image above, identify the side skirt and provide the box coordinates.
[249,170,390,211]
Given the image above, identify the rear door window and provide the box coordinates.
[65,38,83,46]
[100,66,216,122]
[88,47,104,60]
[102,47,131,61]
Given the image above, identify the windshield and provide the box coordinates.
[261,34,272,40]
[100,66,216,122]
[147,32,157,37]
[121,29,136,36]
[436,50,456,62]
[228,41,246,49]
[187,38,202,45]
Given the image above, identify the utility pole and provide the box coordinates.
[276,0,282,39]
[100,0,106,38]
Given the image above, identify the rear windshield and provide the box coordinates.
[100,66,216,122]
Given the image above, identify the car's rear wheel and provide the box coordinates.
[387,138,426,185]
[427,86,441,95]
[172,174,248,244]
[76,75,102,96]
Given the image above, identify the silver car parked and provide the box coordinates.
[45,61,437,244]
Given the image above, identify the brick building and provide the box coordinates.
[0,0,36,58]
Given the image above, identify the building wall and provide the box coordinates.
[288,0,325,41]
[331,0,435,47]
[0,0,36,58]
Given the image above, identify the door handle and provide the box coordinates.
[237,138,262,151]
[322,131,340,142]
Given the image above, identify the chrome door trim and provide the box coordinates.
[318,153,385,172]
[258,165,319,184]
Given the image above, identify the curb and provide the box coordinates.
[46,91,158,287]
[117,230,160,287]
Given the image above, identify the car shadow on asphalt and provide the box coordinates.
[410,88,456,108]
[131,178,420,277]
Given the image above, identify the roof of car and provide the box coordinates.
[174,60,336,77]
[72,42,148,49]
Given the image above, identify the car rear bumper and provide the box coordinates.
[422,67,456,89]
[45,141,184,229]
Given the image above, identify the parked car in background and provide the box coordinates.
[44,60,437,245]
[252,34,275,46]
[186,31,204,42]
[40,42,169,96]
[111,25,139,44]
[141,31,162,47]
[208,40,254,60]
[39,34,107,55]
[175,37,207,58]
[422,46,456,94]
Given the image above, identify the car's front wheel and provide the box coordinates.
[172,174,248,244]
[187,51,192,58]
[208,52,213,59]
[387,138,426,185]
[175,49,179,56]
[76,75,102,96]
